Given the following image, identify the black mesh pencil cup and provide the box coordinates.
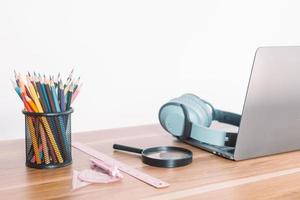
[23,108,73,169]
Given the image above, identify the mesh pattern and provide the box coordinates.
[24,110,72,169]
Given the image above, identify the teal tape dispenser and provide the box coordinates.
[159,94,241,148]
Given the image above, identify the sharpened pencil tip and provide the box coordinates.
[67,68,74,80]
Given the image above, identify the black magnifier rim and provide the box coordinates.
[141,146,193,168]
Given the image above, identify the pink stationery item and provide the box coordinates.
[78,169,121,184]
[72,170,91,190]
[90,158,123,179]
[72,158,123,190]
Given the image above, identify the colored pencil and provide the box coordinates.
[60,81,66,111]
[73,77,80,92]
[66,83,73,111]
[41,77,51,110]
[72,83,82,103]
[38,120,50,164]
[11,79,21,99]
[44,76,57,113]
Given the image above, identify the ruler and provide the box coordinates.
[72,142,170,189]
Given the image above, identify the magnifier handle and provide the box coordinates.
[113,144,143,154]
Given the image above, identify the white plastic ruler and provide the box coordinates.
[72,142,170,188]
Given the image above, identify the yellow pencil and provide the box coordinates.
[27,114,41,164]
[28,81,43,113]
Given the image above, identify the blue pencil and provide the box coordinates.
[51,79,61,112]
[11,79,21,99]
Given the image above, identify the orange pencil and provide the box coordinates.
[20,91,32,112]
[25,96,38,112]
[19,85,41,164]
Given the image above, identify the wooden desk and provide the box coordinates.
[1,124,300,200]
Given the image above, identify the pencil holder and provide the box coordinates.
[23,109,74,169]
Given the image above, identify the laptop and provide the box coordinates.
[198,46,300,160]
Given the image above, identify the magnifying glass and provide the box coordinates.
[113,144,193,168]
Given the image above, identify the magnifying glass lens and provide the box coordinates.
[146,150,190,160]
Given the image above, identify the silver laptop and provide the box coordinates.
[210,46,300,160]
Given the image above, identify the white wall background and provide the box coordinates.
[1,0,300,140]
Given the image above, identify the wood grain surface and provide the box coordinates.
[1,123,300,200]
